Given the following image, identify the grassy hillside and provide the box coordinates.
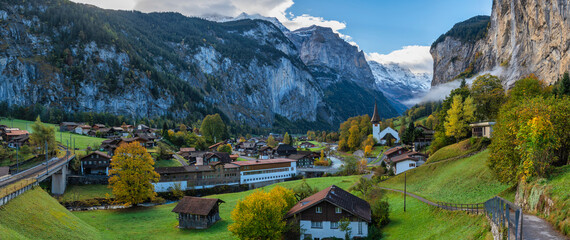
[0,119,105,149]
[427,138,488,164]
[382,192,492,240]
[380,150,510,203]
[73,176,361,240]
[0,187,101,240]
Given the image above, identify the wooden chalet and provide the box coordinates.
[273,144,297,157]
[285,185,371,239]
[172,196,224,229]
[80,151,112,175]
[60,122,79,132]
[288,151,318,168]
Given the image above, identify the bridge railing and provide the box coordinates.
[436,201,485,214]
[484,196,523,240]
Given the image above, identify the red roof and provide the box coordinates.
[5,130,29,136]
[285,185,371,222]
[383,146,405,156]
[231,158,296,166]
[389,151,426,163]
[172,196,224,215]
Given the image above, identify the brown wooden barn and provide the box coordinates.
[172,196,224,229]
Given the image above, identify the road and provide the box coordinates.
[172,154,188,166]
[0,153,73,189]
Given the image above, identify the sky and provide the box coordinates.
[70,0,492,74]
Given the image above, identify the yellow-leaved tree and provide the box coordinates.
[364,145,373,157]
[444,94,475,141]
[108,142,160,206]
[229,186,296,239]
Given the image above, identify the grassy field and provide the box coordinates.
[0,187,101,240]
[379,150,510,203]
[427,139,479,163]
[61,185,113,202]
[154,159,183,167]
[73,176,361,240]
[381,192,492,240]
[0,118,106,150]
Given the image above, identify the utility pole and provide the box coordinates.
[16,145,19,173]
[45,141,49,175]
[404,172,407,212]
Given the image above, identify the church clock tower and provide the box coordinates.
[371,102,381,142]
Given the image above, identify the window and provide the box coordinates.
[335,207,342,213]
[311,221,322,229]
[330,222,339,229]
[315,206,322,213]
[409,163,416,167]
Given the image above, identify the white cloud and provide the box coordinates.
[71,0,136,10]
[366,46,433,75]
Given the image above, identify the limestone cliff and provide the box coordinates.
[432,0,570,87]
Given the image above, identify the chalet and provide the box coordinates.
[80,151,112,176]
[470,122,496,138]
[92,124,106,130]
[7,134,29,148]
[134,132,157,147]
[413,125,435,150]
[229,154,239,161]
[285,185,371,239]
[112,127,127,137]
[75,125,92,135]
[239,142,257,156]
[153,163,240,192]
[258,146,273,159]
[136,124,150,131]
[386,151,427,175]
[100,138,121,154]
[121,124,134,132]
[232,158,297,188]
[288,151,317,168]
[202,152,233,165]
[298,141,316,149]
[172,196,224,229]
[273,144,297,157]
[2,129,29,142]
[60,122,79,132]
[178,148,197,159]
[381,146,407,161]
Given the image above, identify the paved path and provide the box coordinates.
[172,154,188,166]
[375,185,568,239]
[518,214,568,240]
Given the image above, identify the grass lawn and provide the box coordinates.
[379,150,510,203]
[154,159,183,167]
[73,175,361,240]
[0,151,35,167]
[381,192,492,240]
[427,139,479,163]
[236,157,248,161]
[0,118,106,150]
[61,184,113,202]
[0,187,101,240]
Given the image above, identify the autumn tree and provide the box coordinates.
[306,131,316,141]
[108,142,160,205]
[283,132,292,145]
[470,74,505,120]
[200,114,228,144]
[364,145,373,157]
[229,186,296,239]
[347,125,360,151]
[267,135,277,148]
[217,144,232,154]
[444,95,475,141]
[29,116,56,155]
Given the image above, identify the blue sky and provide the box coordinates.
[71,0,493,73]
[287,0,492,53]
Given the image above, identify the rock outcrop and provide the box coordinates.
[432,0,570,87]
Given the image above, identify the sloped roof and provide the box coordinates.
[389,151,426,163]
[371,102,381,124]
[274,144,296,151]
[285,185,371,222]
[204,152,232,164]
[383,146,405,156]
[231,158,296,166]
[172,196,224,215]
[81,151,111,160]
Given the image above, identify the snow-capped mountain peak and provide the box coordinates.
[368,60,432,106]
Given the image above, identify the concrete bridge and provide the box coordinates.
[0,151,75,195]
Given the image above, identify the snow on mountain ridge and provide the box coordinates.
[369,60,431,106]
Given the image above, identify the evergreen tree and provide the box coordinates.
[444,95,467,141]
[283,132,291,145]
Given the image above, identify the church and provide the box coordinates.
[371,102,400,145]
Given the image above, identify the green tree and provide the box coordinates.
[556,71,570,96]
[29,116,56,156]
[229,186,296,239]
[200,114,227,144]
[470,74,505,120]
[306,131,316,141]
[292,178,318,201]
[108,142,160,205]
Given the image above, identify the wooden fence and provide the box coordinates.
[436,201,485,214]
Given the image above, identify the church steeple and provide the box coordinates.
[371,102,381,124]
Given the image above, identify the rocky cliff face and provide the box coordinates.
[286,26,400,122]
[432,0,570,87]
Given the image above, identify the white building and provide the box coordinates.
[371,102,399,144]
[388,151,427,175]
[285,185,371,240]
[232,158,297,188]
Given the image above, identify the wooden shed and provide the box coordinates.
[172,196,224,229]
